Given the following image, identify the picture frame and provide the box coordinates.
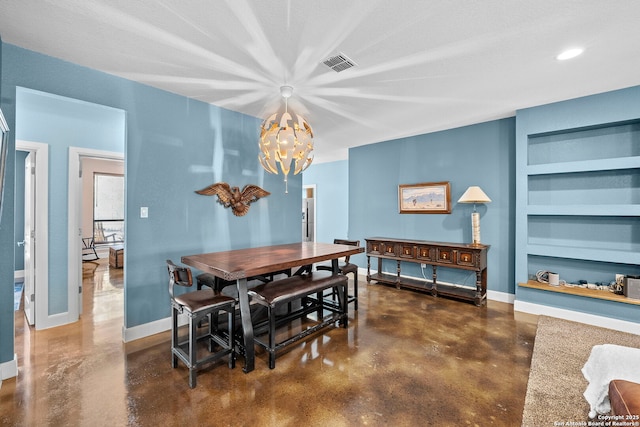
[398,181,451,214]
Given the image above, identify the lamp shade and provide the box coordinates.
[458,186,491,204]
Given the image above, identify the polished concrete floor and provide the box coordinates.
[1,258,538,426]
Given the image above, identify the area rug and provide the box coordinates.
[14,281,24,311]
[521,316,640,426]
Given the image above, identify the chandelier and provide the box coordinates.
[258,85,314,192]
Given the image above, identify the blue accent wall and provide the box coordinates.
[348,118,516,294]
[0,35,16,365]
[0,43,301,364]
[302,159,349,244]
[13,150,26,271]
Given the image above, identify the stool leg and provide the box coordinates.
[268,306,276,369]
[188,314,197,388]
[207,312,214,353]
[171,306,179,368]
[353,270,358,311]
[227,307,235,369]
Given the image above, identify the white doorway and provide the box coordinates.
[22,153,35,325]
[16,140,49,330]
[68,147,124,322]
[302,184,316,242]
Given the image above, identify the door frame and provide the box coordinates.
[68,147,124,322]
[16,140,50,330]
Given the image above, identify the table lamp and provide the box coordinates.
[458,186,491,245]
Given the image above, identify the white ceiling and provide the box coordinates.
[1,0,640,163]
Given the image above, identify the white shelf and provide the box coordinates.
[527,205,640,216]
[527,244,640,265]
[527,156,640,176]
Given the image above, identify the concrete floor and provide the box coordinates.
[1,259,538,426]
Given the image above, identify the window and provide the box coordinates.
[93,173,124,244]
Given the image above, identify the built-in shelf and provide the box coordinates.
[527,156,640,175]
[526,244,639,265]
[516,92,640,323]
[518,280,640,306]
[527,205,640,216]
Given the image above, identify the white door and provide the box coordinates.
[23,152,36,325]
[302,185,316,242]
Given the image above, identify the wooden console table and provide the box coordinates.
[365,237,489,306]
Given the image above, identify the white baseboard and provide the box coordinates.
[0,354,18,380]
[487,290,515,304]
[122,317,171,343]
[514,300,640,336]
[122,315,189,343]
[38,312,75,331]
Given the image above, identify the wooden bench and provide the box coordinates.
[248,271,349,369]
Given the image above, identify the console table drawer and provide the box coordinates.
[382,242,397,256]
[416,245,433,261]
[457,250,476,267]
[436,248,454,264]
[399,243,415,259]
[367,240,384,255]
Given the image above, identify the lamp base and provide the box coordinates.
[471,212,481,244]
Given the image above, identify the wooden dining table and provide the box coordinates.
[181,241,364,373]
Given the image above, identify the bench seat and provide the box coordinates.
[248,271,348,369]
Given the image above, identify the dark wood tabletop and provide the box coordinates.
[181,241,364,373]
[182,242,364,281]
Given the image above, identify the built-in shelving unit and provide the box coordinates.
[519,280,640,306]
[515,88,640,322]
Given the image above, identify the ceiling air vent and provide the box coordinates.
[322,53,357,73]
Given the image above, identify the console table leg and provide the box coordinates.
[474,269,487,306]
[431,265,438,297]
[396,261,401,289]
[366,255,371,283]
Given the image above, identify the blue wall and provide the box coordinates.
[0,43,301,365]
[302,159,349,244]
[347,118,516,294]
[13,150,26,271]
[0,35,16,365]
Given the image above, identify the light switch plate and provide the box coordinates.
[140,207,148,218]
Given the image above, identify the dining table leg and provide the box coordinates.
[236,277,254,373]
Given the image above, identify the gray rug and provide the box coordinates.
[521,316,640,426]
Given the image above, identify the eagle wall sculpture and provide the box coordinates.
[195,182,270,216]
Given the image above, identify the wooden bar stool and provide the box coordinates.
[167,260,236,388]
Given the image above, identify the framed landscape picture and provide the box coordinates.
[398,181,451,214]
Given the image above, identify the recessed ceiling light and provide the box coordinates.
[556,48,584,61]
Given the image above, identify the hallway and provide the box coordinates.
[1,261,538,426]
